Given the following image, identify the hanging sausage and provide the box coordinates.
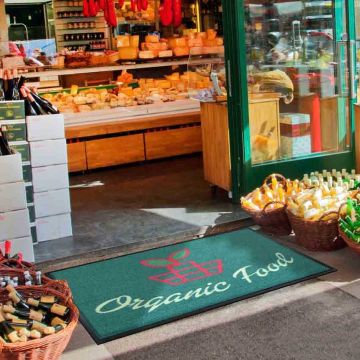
[159,0,173,26]
[119,0,125,9]
[130,0,136,11]
[172,0,182,28]
[106,0,117,27]
[141,0,148,10]
[83,0,90,17]
[137,0,142,11]
[88,0,97,16]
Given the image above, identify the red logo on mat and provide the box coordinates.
[140,249,223,286]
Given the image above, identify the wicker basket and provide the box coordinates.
[286,210,345,251]
[0,285,79,360]
[241,174,292,235]
[339,228,360,255]
[0,258,35,271]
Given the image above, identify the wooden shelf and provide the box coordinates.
[25,57,224,78]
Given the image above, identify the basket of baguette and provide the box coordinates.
[285,186,354,251]
[241,174,298,235]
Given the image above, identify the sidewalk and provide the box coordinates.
[60,232,360,360]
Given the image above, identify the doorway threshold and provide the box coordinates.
[37,217,254,273]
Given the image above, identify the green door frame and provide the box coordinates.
[223,0,357,202]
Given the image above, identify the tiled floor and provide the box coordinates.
[60,232,360,360]
[34,155,247,263]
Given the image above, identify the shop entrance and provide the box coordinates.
[29,1,249,263]
[224,0,357,198]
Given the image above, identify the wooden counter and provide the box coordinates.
[200,96,280,192]
[66,110,202,172]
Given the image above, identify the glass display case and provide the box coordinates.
[221,0,357,198]
[187,52,226,102]
[244,0,350,165]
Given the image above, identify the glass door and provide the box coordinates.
[224,0,357,197]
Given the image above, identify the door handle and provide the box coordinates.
[349,40,357,100]
[226,59,232,98]
[336,41,349,97]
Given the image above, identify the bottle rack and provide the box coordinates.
[53,0,110,51]
[64,32,105,42]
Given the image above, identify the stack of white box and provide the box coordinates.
[27,114,73,242]
[0,153,34,261]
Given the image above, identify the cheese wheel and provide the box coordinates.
[118,47,139,60]
[216,37,224,46]
[187,38,203,47]
[206,29,217,40]
[196,32,207,39]
[189,47,203,55]
[202,46,225,54]
[139,50,156,59]
[117,35,130,48]
[159,50,173,58]
[154,80,172,89]
[129,35,140,48]
[145,34,160,43]
[120,87,134,97]
[173,46,190,57]
[168,37,187,49]
[203,39,219,47]
[143,42,168,52]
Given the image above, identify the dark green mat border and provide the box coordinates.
[47,228,336,345]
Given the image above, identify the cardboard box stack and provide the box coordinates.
[27,114,73,242]
[0,101,34,261]
[280,113,311,159]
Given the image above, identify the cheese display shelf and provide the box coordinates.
[23,57,223,78]
[63,99,199,125]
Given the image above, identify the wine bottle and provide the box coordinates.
[2,304,46,323]
[4,70,14,101]
[4,240,11,261]
[26,92,47,115]
[1,126,13,155]
[6,284,30,311]
[20,87,37,116]
[0,128,12,156]
[25,87,59,114]
[0,69,5,101]
[11,69,21,100]
[0,312,19,343]
[17,76,25,89]
[27,298,69,317]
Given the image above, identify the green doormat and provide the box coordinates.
[49,228,334,344]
